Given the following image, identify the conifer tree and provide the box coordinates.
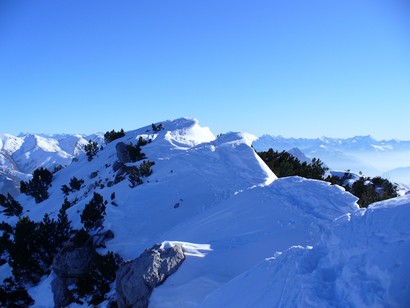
[0,276,34,307]
[20,168,53,203]
[85,140,99,161]
[9,217,44,283]
[0,193,23,217]
[56,206,72,244]
[81,192,106,230]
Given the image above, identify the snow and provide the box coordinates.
[28,273,55,308]
[0,132,104,196]
[160,241,212,258]
[150,178,358,307]
[0,118,408,307]
[200,195,410,307]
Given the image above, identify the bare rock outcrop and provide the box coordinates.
[116,244,185,308]
[116,142,131,163]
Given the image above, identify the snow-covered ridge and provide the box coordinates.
[1,118,408,307]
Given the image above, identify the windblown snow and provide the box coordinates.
[0,118,408,307]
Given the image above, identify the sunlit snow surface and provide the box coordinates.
[200,195,410,308]
[1,118,408,307]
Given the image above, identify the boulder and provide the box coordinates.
[116,244,185,308]
[51,245,95,307]
[52,246,94,278]
[116,142,131,163]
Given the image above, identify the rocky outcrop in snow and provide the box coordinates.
[51,244,95,307]
[116,142,132,163]
[115,244,185,308]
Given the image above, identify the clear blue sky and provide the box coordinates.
[1,0,409,139]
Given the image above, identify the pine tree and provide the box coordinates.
[69,177,84,191]
[104,129,125,143]
[61,184,71,195]
[85,140,99,161]
[0,193,23,217]
[9,217,44,283]
[38,214,58,269]
[0,276,34,307]
[20,168,53,203]
[81,192,106,230]
[128,143,146,162]
[56,206,72,244]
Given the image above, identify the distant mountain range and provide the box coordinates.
[253,135,410,184]
[2,132,409,197]
[0,133,103,195]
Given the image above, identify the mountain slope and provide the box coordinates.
[1,118,408,307]
[200,194,410,307]
[0,133,103,196]
[150,177,358,307]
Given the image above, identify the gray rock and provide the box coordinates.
[90,171,99,179]
[92,230,115,248]
[116,244,185,308]
[52,246,94,278]
[116,142,131,163]
[51,275,73,308]
[51,245,95,307]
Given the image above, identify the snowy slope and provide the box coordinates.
[201,195,410,307]
[16,119,276,253]
[384,166,410,185]
[1,118,408,307]
[287,147,311,163]
[150,178,358,307]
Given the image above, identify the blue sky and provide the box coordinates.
[1,0,409,139]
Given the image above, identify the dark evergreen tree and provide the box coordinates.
[128,143,146,162]
[20,167,53,203]
[69,176,84,191]
[151,123,163,132]
[73,251,122,305]
[0,222,13,265]
[85,140,99,161]
[104,129,125,143]
[139,160,155,177]
[128,160,154,187]
[52,164,64,174]
[0,276,34,307]
[0,193,23,217]
[56,206,73,244]
[37,214,58,271]
[324,173,398,208]
[61,184,71,195]
[62,197,72,211]
[8,217,44,284]
[19,180,28,194]
[128,168,143,188]
[81,192,106,230]
[137,136,148,147]
[257,149,327,179]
